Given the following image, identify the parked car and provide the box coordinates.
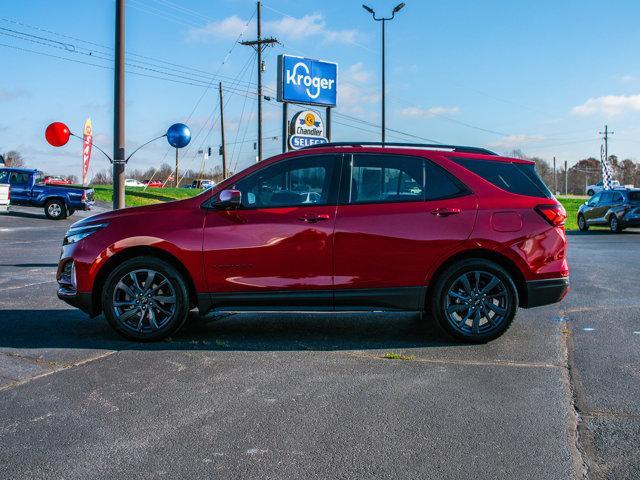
[43,175,72,186]
[578,188,640,232]
[57,142,569,343]
[125,179,145,187]
[191,179,216,189]
[0,167,94,219]
[0,182,9,213]
[144,180,163,188]
[586,180,621,196]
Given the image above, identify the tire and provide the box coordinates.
[430,259,518,343]
[44,199,67,220]
[609,214,621,233]
[578,214,589,231]
[102,256,190,341]
[587,189,595,196]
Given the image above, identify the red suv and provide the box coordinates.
[57,143,569,343]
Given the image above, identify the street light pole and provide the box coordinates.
[113,0,125,209]
[363,3,406,145]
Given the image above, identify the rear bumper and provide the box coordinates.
[78,201,94,211]
[524,277,570,308]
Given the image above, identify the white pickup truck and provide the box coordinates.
[0,183,9,213]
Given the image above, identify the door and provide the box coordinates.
[6,171,31,205]
[582,192,601,224]
[594,191,614,224]
[202,154,341,309]
[332,153,477,310]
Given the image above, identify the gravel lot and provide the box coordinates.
[0,205,638,479]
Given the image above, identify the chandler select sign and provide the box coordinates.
[277,55,338,107]
[289,110,327,150]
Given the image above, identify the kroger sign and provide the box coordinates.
[277,55,338,107]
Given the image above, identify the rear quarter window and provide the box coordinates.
[450,157,553,199]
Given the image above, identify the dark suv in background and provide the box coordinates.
[578,189,640,232]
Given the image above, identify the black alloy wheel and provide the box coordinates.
[102,256,190,341]
[431,259,518,343]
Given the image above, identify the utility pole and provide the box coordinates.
[564,160,568,195]
[113,0,125,209]
[241,1,278,162]
[599,124,614,163]
[175,148,179,187]
[219,82,227,179]
[553,156,557,194]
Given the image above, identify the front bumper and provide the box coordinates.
[524,277,570,308]
[57,287,94,315]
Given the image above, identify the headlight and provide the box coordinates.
[63,223,108,245]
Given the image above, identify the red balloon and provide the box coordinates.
[45,122,70,147]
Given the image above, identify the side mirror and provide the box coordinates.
[215,189,241,208]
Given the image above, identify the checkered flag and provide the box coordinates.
[600,144,613,190]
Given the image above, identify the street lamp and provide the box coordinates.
[362,3,406,144]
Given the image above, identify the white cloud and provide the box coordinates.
[186,13,359,44]
[336,63,378,115]
[400,106,460,118]
[343,62,371,83]
[571,93,640,116]
[487,134,544,149]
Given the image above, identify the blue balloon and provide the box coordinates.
[166,123,191,148]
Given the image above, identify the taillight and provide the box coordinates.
[81,190,86,201]
[535,204,566,227]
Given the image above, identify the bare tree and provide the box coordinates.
[2,150,25,167]
[91,169,112,185]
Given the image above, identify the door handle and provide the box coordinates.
[298,213,330,223]
[430,207,461,217]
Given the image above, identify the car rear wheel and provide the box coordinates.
[578,214,589,231]
[609,214,621,233]
[102,256,190,341]
[430,259,518,343]
[44,199,66,220]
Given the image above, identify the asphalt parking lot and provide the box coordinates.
[0,205,639,480]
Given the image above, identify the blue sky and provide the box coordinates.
[2,0,640,178]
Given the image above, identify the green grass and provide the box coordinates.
[557,196,585,231]
[91,185,201,207]
[382,352,416,361]
[89,187,587,231]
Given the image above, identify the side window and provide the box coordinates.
[0,170,8,184]
[9,173,28,186]
[424,161,469,200]
[612,192,624,204]
[345,154,425,204]
[232,155,339,208]
[599,191,613,204]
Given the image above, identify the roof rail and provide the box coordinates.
[302,142,497,156]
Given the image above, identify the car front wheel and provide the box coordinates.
[609,214,621,233]
[578,214,589,231]
[430,259,518,343]
[102,256,190,341]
